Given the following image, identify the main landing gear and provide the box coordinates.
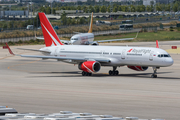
[82,71,92,76]
[151,67,159,78]
[109,66,119,76]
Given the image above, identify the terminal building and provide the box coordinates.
[0,10,29,19]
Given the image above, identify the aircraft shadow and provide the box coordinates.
[29,71,180,79]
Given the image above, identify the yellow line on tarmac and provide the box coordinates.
[0,56,13,60]
[166,48,180,54]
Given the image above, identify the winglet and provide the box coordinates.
[5,43,15,55]
[88,12,93,33]
[135,32,139,39]
[156,40,159,48]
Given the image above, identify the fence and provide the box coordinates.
[0,25,176,44]
[0,28,141,44]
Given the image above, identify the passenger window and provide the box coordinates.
[161,54,163,57]
[158,55,161,57]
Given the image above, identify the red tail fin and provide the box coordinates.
[5,43,15,55]
[156,40,159,48]
[38,12,63,47]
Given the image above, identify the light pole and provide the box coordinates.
[51,0,52,14]
[110,0,111,20]
[31,0,32,18]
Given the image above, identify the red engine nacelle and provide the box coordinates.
[78,61,101,73]
[127,66,148,71]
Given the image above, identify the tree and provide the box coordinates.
[173,2,179,12]
[150,1,154,6]
[121,6,129,12]
[52,8,56,14]
[34,14,40,27]
[82,6,88,13]
[156,4,162,11]
[165,4,170,11]
[39,6,46,13]
[71,18,76,25]
[100,5,106,13]
[130,5,136,12]
[67,18,72,25]
[89,5,94,13]
[118,5,122,11]
[77,5,82,10]
[107,5,111,13]
[46,7,51,14]
[79,17,85,24]
[61,11,67,25]
[146,5,151,12]
[113,5,118,12]
[94,5,99,13]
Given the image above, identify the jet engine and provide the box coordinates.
[63,42,69,45]
[127,66,148,71]
[78,61,101,73]
[91,42,99,45]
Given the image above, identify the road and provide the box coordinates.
[0,41,180,120]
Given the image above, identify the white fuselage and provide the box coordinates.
[41,45,173,67]
[70,33,94,45]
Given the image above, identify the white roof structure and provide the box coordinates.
[0,107,165,120]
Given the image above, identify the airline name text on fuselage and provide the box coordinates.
[131,49,151,54]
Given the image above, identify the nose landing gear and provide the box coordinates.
[151,67,159,78]
[109,66,119,76]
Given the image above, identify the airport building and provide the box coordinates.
[0,10,29,19]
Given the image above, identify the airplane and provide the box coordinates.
[36,12,137,45]
[4,12,174,78]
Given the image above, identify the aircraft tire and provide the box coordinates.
[115,70,119,75]
[109,70,113,75]
[82,71,86,76]
[151,74,157,78]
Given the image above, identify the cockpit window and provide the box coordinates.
[71,38,78,40]
[74,38,78,40]
[164,54,169,57]
[158,54,171,58]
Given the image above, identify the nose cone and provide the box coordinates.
[166,58,174,66]
[71,40,75,44]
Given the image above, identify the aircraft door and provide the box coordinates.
[121,49,126,59]
[149,51,154,61]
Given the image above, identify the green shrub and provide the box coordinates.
[17,40,23,44]
[8,41,14,45]
[29,39,35,43]
[170,26,174,31]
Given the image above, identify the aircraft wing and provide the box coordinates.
[16,48,51,53]
[96,38,134,43]
[96,32,138,43]
[35,36,44,40]
[35,36,70,43]
[20,55,110,63]
[5,43,110,63]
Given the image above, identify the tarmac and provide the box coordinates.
[0,41,180,120]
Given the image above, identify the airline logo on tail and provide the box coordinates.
[38,12,63,47]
